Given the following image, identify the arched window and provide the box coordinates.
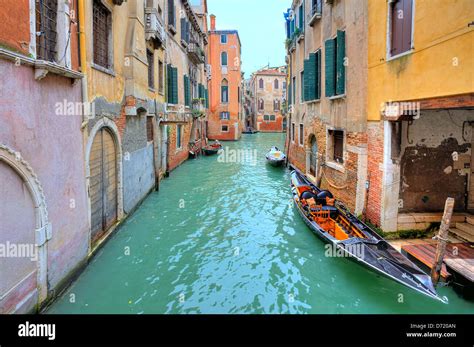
[221,79,229,103]
[274,99,280,111]
[258,98,264,110]
[259,78,264,89]
[274,79,279,89]
[221,52,228,66]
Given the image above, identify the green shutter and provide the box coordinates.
[325,38,336,97]
[336,30,346,95]
[184,75,189,106]
[205,88,209,108]
[307,53,317,101]
[167,64,172,103]
[172,67,178,104]
[288,81,292,105]
[303,59,308,101]
[316,50,321,99]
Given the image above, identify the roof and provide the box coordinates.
[254,69,286,77]
[209,30,242,47]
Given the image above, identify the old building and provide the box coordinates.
[251,66,287,133]
[207,15,242,141]
[241,78,255,131]
[164,0,209,168]
[0,0,87,313]
[366,0,474,233]
[284,0,368,215]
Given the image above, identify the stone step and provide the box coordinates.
[449,227,474,243]
[466,215,474,226]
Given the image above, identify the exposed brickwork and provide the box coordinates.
[365,121,384,226]
[257,114,284,132]
[167,122,192,172]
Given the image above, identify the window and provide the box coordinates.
[168,0,176,28]
[264,115,270,121]
[389,0,413,57]
[93,0,112,69]
[274,99,280,111]
[181,18,190,44]
[146,116,154,142]
[176,124,182,149]
[328,129,344,163]
[292,77,296,104]
[158,60,164,93]
[325,30,345,97]
[298,4,304,29]
[220,112,230,120]
[221,52,228,66]
[300,71,304,102]
[258,98,264,111]
[303,50,322,101]
[184,75,191,106]
[283,81,287,90]
[259,78,264,89]
[36,0,58,62]
[291,123,295,142]
[167,64,178,104]
[222,125,229,132]
[264,115,276,122]
[147,49,154,89]
[274,79,279,89]
[220,34,227,44]
[221,79,229,103]
[299,124,304,146]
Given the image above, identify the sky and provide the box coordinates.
[206,0,288,78]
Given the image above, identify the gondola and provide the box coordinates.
[203,145,219,156]
[265,147,286,167]
[290,170,447,303]
[209,141,222,150]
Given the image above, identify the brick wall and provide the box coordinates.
[365,121,384,226]
[257,114,284,132]
[167,122,192,172]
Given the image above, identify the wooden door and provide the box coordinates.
[310,136,318,176]
[468,129,474,210]
[90,128,117,243]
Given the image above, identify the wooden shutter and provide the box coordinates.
[390,0,404,56]
[336,30,346,95]
[167,64,172,103]
[325,38,336,97]
[181,17,186,41]
[168,0,175,27]
[288,81,292,105]
[303,59,309,102]
[307,53,317,101]
[205,88,209,108]
[316,50,321,99]
[184,75,189,106]
[401,0,413,53]
[172,67,178,104]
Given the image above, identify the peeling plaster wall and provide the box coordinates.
[399,109,474,212]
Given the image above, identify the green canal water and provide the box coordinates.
[48,133,474,314]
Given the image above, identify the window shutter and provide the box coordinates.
[303,59,309,102]
[184,75,189,106]
[167,64,172,103]
[205,88,209,108]
[168,0,174,26]
[316,50,321,99]
[181,18,186,42]
[325,38,336,97]
[336,30,346,95]
[172,67,178,104]
[307,53,317,101]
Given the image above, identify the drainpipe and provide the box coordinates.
[78,0,92,255]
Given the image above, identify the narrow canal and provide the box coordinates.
[48,133,473,314]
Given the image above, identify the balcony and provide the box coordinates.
[187,42,205,65]
[145,7,165,47]
[308,1,322,26]
[192,98,206,117]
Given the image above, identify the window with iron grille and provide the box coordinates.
[36,0,58,62]
[147,49,155,89]
[93,0,112,69]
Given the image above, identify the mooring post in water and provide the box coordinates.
[431,197,455,285]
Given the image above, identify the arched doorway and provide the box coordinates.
[85,118,123,249]
[89,128,118,244]
[0,144,49,313]
[308,134,318,176]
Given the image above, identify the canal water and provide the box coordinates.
[48,133,474,314]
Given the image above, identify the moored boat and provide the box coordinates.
[265,146,286,167]
[203,145,219,156]
[290,170,446,303]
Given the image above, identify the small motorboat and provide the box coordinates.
[265,146,286,167]
[203,145,219,156]
[209,141,222,150]
[290,170,446,303]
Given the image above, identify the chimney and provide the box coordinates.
[210,14,216,31]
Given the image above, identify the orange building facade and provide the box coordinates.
[207,15,242,141]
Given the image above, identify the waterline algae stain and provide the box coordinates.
[48,134,474,314]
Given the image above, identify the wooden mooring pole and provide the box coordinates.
[430,197,455,286]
